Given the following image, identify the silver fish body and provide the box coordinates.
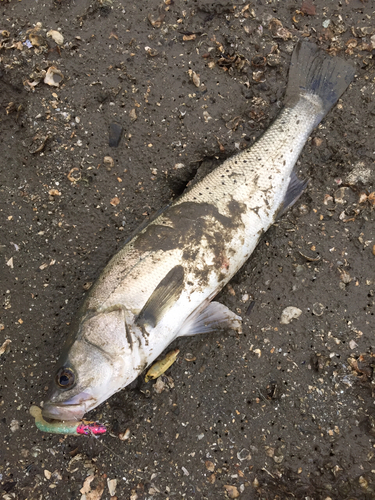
[43,42,355,421]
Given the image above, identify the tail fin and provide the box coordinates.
[285,41,355,120]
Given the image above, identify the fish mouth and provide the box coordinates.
[42,392,95,421]
[42,402,86,421]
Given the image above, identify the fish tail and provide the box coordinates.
[285,41,355,124]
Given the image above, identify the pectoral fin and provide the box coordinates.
[178,301,242,337]
[136,265,184,328]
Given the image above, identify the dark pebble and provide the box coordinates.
[109,122,123,147]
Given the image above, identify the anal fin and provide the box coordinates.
[178,301,242,337]
[277,171,308,218]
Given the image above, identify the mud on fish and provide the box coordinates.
[42,41,355,422]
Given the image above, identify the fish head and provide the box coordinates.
[42,307,142,421]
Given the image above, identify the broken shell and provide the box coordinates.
[334,186,350,204]
[224,485,240,499]
[349,340,358,350]
[154,374,174,393]
[298,250,320,262]
[129,108,137,121]
[0,339,11,356]
[301,0,316,15]
[205,461,215,472]
[29,134,49,154]
[67,167,81,183]
[103,156,114,170]
[312,303,324,316]
[145,46,158,57]
[47,30,64,45]
[273,452,284,464]
[118,428,131,441]
[107,478,117,497]
[267,53,281,66]
[225,116,243,131]
[340,269,351,284]
[48,189,61,196]
[265,446,275,457]
[269,19,292,40]
[280,306,302,324]
[148,11,165,28]
[29,33,46,47]
[298,204,309,216]
[359,476,369,491]
[368,192,375,207]
[323,193,334,206]
[44,66,64,87]
[312,137,323,147]
[237,448,251,461]
[183,34,196,41]
[188,69,200,87]
[358,192,368,204]
[252,70,265,83]
[184,353,196,362]
[251,56,266,68]
[110,197,120,206]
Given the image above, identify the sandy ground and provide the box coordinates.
[1,0,375,499]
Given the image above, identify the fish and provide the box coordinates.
[42,41,355,421]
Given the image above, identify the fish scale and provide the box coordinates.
[41,41,355,423]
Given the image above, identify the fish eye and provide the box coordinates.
[55,367,75,389]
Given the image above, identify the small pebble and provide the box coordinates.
[109,122,123,147]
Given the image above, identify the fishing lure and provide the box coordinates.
[30,405,106,435]
[144,348,180,383]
